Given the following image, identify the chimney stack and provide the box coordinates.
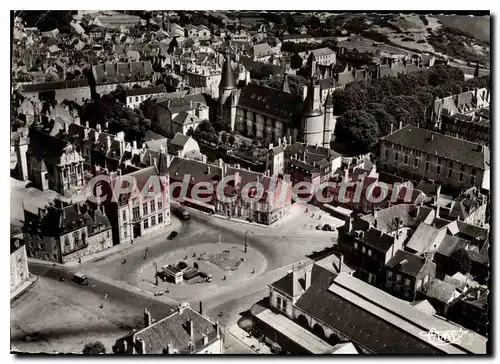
[199,301,203,315]
[339,253,344,273]
[136,337,146,354]
[167,341,174,354]
[202,333,208,346]
[96,124,102,133]
[106,135,111,151]
[215,321,220,339]
[399,121,403,130]
[187,319,194,340]
[144,308,151,327]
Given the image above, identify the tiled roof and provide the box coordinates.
[135,306,219,354]
[425,279,459,303]
[405,222,445,255]
[436,234,468,257]
[124,86,165,97]
[238,83,303,123]
[170,133,191,148]
[386,250,426,277]
[361,204,434,234]
[93,61,153,85]
[21,80,89,93]
[382,126,489,169]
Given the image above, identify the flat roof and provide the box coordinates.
[255,309,333,354]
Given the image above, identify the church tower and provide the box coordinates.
[306,52,317,78]
[323,91,335,148]
[218,52,238,131]
[301,78,324,146]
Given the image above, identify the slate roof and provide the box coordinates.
[386,250,427,277]
[134,306,219,354]
[436,234,469,257]
[294,268,442,354]
[21,80,89,93]
[170,133,191,148]
[124,86,165,97]
[382,126,490,169]
[93,61,153,85]
[238,83,303,123]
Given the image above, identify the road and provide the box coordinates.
[16,203,338,353]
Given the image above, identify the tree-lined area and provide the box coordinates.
[332,65,490,155]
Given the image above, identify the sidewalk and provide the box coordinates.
[28,217,182,268]
[10,274,38,302]
[228,324,271,354]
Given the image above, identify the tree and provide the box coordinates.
[228,134,236,146]
[334,110,379,154]
[83,341,106,355]
[332,84,367,114]
[449,248,472,274]
[221,132,228,144]
[367,108,396,136]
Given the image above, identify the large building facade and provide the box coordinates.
[217,53,337,149]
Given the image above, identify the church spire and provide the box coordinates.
[282,73,291,93]
[219,51,236,92]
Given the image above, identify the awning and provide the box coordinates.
[255,309,333,354]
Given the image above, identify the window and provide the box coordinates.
[449,161,454,169]
[436,165,441,174]
[385,149,389,158]
[414,158,419,167]
[107,231,110,238]
[158,213,163,223]
[404,155,409,165]
[396,274,401,283]
[394,152,399,162]
[361,246,366,254]
[122,211,127,222]
[387,271,393,280]
[150,200,155,212]
[124,224,128,237]
[353,242,358,250]
[367,249,372,257]
[459,172,464,182]
[143,203,148,215]
[144,219,149,229]
[133,206,140,220]
[448,168,453,178]
[437,157,442,164]
[135,96,139,102]
[425,161,430,171]
[158,201,162,210]
[472,168,477,176]
[151,216,156,226]
[470,175,476,185]
[404,278,411,286]
[460,165,465,172]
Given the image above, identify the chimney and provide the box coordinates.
[215,321,220,339]
[104,121,109,130]
[430,133,434,141]
[269,143,274,150]
[399,259,408,267]
[132,140,137,151]
[199,301,203,315]
[167,341,174,354]
[96,124,102,133]
[202,333,208,346]
[187,319,194,340]
[136,337,146,354]
[64,121,69,134]
[399,121,403,130]
[345,214,354,233]
[301,85,308,102]
[74,116,81,126]
[304,268,312,290]
[390,123,394,134]
[106,135,111,151]
[144,308,151,327]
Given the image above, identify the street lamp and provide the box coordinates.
[244,230,254,253]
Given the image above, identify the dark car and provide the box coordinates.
[72,272,89,285]
[322,224,332,231]
[167,231,178,240]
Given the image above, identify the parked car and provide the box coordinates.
[322,224,332,231]
[167,231,178,240]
